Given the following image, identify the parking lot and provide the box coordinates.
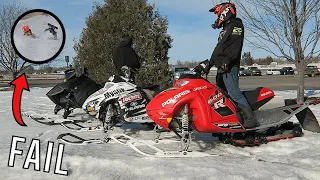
[1,72,320,91]
[207,71,320,90]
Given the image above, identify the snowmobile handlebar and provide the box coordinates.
[121,66,138,80]
[192,60,210,79]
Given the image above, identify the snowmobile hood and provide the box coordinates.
[146,87,191,111]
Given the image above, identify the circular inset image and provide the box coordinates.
[11,9,66,64]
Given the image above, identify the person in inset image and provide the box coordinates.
[22,25,36,38]
[44,23,58,40]
[13,11,64,62]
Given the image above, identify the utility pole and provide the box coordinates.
[65,56,69,68]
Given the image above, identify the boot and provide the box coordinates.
[54,105,62,114]
[240,107,260,129]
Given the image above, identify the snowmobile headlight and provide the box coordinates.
[86,100,99,115]
[87,105,97,116]
[177,80,189,87]
[87,106,95,112]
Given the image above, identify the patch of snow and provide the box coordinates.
[274,90,320,99]
[0,88,319,179]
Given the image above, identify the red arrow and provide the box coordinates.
[9,73,30,126]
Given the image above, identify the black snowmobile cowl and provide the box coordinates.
[46,74,101,111]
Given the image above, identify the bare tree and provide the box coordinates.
[233,0,320,103]
[0,1,29,80]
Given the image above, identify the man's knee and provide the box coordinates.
[228,90,243,101]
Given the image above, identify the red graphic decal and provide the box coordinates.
[121,92,142,103]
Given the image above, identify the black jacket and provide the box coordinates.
[210,18,244,70]
[112,38,141,74]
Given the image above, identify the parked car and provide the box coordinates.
[280,67,294,75]
[266,69,281,75]
[304,65,320,77]
[171,66,192,82]
[238,67,247,76]
[245,66,262,76]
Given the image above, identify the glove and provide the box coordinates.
[202,60,213,75]
[217,63,228,74]
[193,65,203,74]
[221,63,228,71]
[194,59,212,76]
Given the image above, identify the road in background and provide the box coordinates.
[1,75,319,90]
[207,71,320,90]
[0,79,63,88]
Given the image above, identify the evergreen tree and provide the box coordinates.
[74,0,172,88]
[241,52,254,66]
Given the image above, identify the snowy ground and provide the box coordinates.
[13,14,63,62]
[0,88,319,180]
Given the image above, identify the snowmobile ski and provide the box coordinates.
[22,111,90,125]
[22,111,88,125]
[23,111,103,132]
[109,134,219,158]
[23,111,80,125]
[57,133,108,145]
[60,121,103,132]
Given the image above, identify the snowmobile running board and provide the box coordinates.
[60,121,103,132]
[246,103,309,131]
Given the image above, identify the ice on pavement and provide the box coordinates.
[13,13,63,62]
[0,88,319,180]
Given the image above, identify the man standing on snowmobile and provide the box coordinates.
[44,23,58,40]
[112,36,141,83]
[196,2,259,129]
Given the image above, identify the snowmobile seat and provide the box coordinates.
[242,87,273,111]
[142,85,160,91]
[142,89,155,101]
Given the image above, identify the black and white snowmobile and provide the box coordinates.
[81,67,159,131]
[24,67,160,143]
[57,67,161,144]
[23,68,103,130]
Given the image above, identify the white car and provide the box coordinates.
[266,69,281,75]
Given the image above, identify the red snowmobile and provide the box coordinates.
[146,67,320,152]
